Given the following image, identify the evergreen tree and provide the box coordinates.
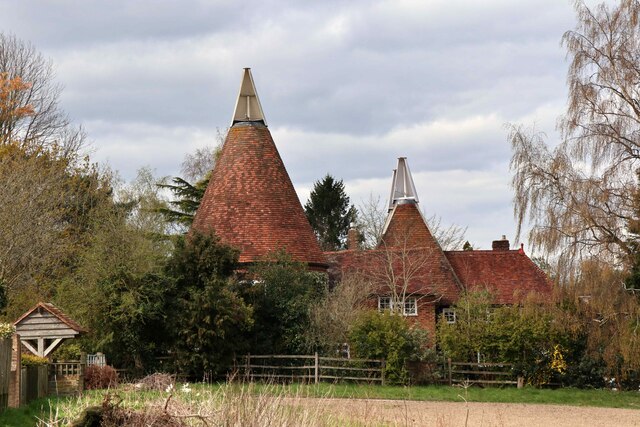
[304,174,357,251]
[165,232,252,377]
[239,250,327,355]
[157,175,209,230]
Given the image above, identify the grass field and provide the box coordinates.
[276,383,640,408]
[0,382,637,426]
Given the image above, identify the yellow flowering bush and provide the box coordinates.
[0,322,15,339]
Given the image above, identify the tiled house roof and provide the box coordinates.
[325,247,461,302]
[327,245,553,306]
[444,249,553,304]
[326,157,553,306]
[191,70,327,269]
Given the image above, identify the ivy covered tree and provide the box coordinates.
[304,174,358,251]
[166,232,252,377]
[240,251,327,355]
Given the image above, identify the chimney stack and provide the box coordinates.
[492,235,510,251]
[347,223,360,250]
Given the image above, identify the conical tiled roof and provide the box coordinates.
[191,70,327,269]
[380,158,438,250]
[377,158,461,299]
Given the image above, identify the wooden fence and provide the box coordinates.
[235,353,385,384]
[0,338,10,412]
[48,362,84,396]
[20,365,48,404]
[447,359,522,387]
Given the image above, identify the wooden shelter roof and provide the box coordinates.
[14,302,87,334]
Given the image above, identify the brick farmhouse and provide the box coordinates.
[192,69,553,340]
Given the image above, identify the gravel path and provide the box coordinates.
[308,398,640,426]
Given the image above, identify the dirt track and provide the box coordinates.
[310,398,640,426]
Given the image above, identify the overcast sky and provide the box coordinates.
[0,0,608,249]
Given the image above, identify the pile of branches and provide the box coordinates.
[133,373,175,392]
[70,394,208,427]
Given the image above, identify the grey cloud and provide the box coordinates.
[0,0,591,246]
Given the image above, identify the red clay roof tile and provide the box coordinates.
[444,250,553,304]
[375,202,461,301]
[192,122,327,268]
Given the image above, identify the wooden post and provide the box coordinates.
[8,334,21,408]
[245,354,250,382]
[314,352,319,384]
[448,358,452,386]
[517,376,524,389]
[381,359,385,386]
[37,365,47,398]
[0,337,11,412]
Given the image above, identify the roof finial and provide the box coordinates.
[232,68,267,126]
[387,157,419,211]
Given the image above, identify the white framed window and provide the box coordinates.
[378,296,392,311]
[442,307,456,324]
[378,296,417,316]
[403,298,417,316]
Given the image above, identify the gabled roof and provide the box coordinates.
[444,249,553,304]
[14,302,87,333]
[192,70,327,269]
[325,246,461,303]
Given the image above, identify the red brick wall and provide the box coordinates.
[409,300,436,345]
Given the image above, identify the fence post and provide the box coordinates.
[381,359,385,386]
[314,352,319,384]
[246,353,252,382]
[9,334,20,408]
[448,358,452,386]
[0,337,11,412]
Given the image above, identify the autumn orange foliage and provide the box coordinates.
[0,72,34,141]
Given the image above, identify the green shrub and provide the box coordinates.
[348,311,428,385]
[21,354,48,366]
[52,342,83,361]
[166,232,252,377]
[242,250,328,355]
[437,290,564,385]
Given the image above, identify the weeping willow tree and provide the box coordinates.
[509,2,640,385]
[509,0,640,274]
